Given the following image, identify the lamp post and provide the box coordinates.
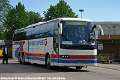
[79,9,84,18]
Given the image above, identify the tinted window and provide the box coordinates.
[13,31,26,41]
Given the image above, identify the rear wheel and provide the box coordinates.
[22,54,26,65]
[18,54,20,62]
[18,54,22,64]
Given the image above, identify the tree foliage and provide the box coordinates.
[0,0,11,23]
[27,11,43,25]
[3,2,43,40]
[0,25,3,39]
[0,26,4,39]
[43,0,78,21]
[0,0,11,40]
[4,2,29,40]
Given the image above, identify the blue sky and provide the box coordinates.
[9,0,120,21]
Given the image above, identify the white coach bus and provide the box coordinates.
[12,18,104,69]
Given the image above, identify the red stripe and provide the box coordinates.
[50,54,59,58]
[50,54,94,59]
[25,53,46,57]
[24,53,94,59]
[69,55,91,59]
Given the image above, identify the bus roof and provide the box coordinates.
[14,18,92,32]
[26,22,45,29]
[14,22,45,32]
[59,18,92,22]
[42,18,92,23]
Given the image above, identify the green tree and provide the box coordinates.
[0,0,11,23]
[0,26,4,39]
[0,0,11,40]
[4,2,29,40]
[27,11,43,25]
[43,0,78,21]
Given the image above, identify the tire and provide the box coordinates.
[76,66,82,70]
[18,54,21,62]
[46,55,52,69]
[22,55,26,65]
[18,54,22,64]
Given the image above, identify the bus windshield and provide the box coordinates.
[60,21,96,50]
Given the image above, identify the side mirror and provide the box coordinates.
[92,25,104,35]
[96,25,104,35]
[59,23,62,34]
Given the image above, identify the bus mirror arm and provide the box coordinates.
[92,25,104,35]
[96,25,104,35]
[59,23,62,34]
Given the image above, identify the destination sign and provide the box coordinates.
[66,21,88,25]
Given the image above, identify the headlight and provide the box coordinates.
[60,55,70,58]
[91,55,97,58]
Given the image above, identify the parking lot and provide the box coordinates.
[0,59,120,80]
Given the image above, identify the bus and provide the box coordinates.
[0,40,5,57]
[12,18,104,69]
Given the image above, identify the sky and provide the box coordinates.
[9,0,120,22]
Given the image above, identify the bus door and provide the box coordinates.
[54,29,59,64]
[27,40,30,62]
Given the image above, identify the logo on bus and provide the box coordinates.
[29,39,47,46]
[44,39,47,46]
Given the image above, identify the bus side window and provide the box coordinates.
[54,29,58,43]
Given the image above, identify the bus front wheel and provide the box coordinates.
[46,55,51,69]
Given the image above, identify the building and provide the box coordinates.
[93,22,120,61]
[0,40,12,58]
[93,22,120,34]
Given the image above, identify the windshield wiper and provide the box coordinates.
[61,34,69,41]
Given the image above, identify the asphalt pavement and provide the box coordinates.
[96,62,120,71]
[0,58,120,71]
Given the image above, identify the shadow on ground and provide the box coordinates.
[0,60,89,73]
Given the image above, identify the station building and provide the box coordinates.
[93,22,120,61]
